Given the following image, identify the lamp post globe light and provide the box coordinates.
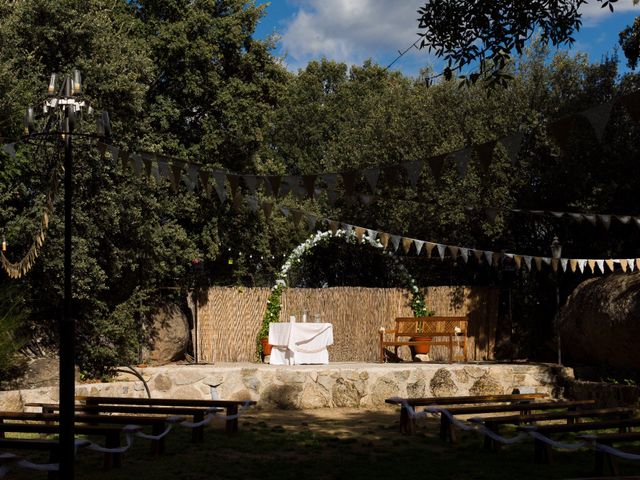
[550,235,562,365]
[23,70,110,480]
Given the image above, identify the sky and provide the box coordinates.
[253,0,640,77]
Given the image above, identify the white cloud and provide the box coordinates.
[279,0,425,70]
[579,0,639,25]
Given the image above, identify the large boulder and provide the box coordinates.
[560,273,640,370]
[142,304,190,365]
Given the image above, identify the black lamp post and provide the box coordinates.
[550,235,562,365]
[25,70,109,479]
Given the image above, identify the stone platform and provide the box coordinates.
[0,362,573,411]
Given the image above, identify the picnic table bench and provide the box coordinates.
[379,316,468,363]
[0,421,141,469]
[578,431,640,476]
[385,393,548,434]
[25,402,222,443]
[517,417,640,464]
[75,396,256,435]
[0,438,59,480]
[436,399,596,442]
[471,407,636,452]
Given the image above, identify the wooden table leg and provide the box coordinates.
[226,405,239,434]
[192,412,204,443]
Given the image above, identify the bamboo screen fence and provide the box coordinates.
[196,286,498,363]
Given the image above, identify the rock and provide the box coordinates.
[261,383,303,409]
[299,383,331,408]
[332,378,361,407]
[142,303,190,365]
[430,368,458,397]
[11,357,66,390]
[152,373,173,392]
[370,376,400,406]
[407,378,426,398]
[0,391,23,412]
[560,274,640,369]
[469,374,503,396]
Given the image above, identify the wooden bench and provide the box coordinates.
[76,396,256,435]
[379,316,468,363]
[0,438,59,480]
[26,403,221,443]
[0,422,141,469]
[385,393,548,434]
[471,407,636,452]
[519,417,640,464]
[578,431,640,476]
[436,400,596,442]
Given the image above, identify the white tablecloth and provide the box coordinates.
[268,322,333,365]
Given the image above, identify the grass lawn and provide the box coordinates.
[3,408,640,479]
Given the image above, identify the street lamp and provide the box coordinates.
[550,235,562,365]
[23,70,108,480]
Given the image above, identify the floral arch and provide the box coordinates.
[256,229,430,358]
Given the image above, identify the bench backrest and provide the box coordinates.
[393,316,468,339]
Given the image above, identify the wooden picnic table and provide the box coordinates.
[385,393,548,434]
[578,431,640,476]
[76,396,256,435]
[0,438,59,480]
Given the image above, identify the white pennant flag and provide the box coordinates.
[628,259,636,272]
[390,235,401,252]
[460,248,469,263]
[542,257,551,266]
[342,223,353,236]
[596,260,605,274]
[616,215,631,224]
[523,256,532,271]
[560,258,568,272]
[635,218,640,229]
[436,244,446,260]
[598,215,611,230]
[414,239,425,255]
[583,214,597,225]
[582,101,613,142]
[549,211,564,218]
[577,259,587,273]
[366,229,378,244]
[484,250,493,265]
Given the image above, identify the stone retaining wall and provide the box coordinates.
[0,363,572,411]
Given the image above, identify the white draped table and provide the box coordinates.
[268,322,334,365]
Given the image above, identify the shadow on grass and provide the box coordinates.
[3,408,639,479]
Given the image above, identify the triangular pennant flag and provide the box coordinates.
[199,169,211,195]
[363,168,380,192]
[1,143,16,158]
[500,132,524,165]
[366,229,378,244]
[594,259,605,274]
[460,248,469,263]
[355,227,366,242]
[280,206,291,217]
[402,237,413,254]
[378,232,390,249]
[428,154,447,180]
[474,140,497,173]
[242,175,258,194]
[227,174,241,197]
[107,145,120,162]
[598,214,611,230]
[292,210,304,227]
[142,154,154,178]
[267,176,281,197]
[329,220,339,235]
[620,90,640,123]
[326,189,338,207]
[414,239,425,255]
[628,259,636,272]
[577,259,586,273]
[306,214,317,231]
[514,255,522,270]
[302,175,317,198]
[171,160,185,187]
[150,162,161,182]
[437,244,447,260]
[390,235,401,252]
[620,259,629,272]
[533,257,542,271]
[473,249,484,262]
[569,259,577,272]
[321,173,338,191]
[212,171,227,203]
[448,245,460,259]
[568,212,584,223]
[493,252,503,266]
[551,258,559,272]
[583,214,597,225]
[616,215,631,224]
[402,161,424,188]
[485,208,499,223]
[451,148,471,178]
[549,211,564,218]
[582,102,613,142]
[605,259,615,272]
[542,257,551,266]
[359,194,374,206]
[636,218,640,229]
[560,258,568,272]
[156,158,170,183]
[341,171,357,197]
[483,250,493,265]
[426,242,436,257]
[246,196,258,212]
[293,182,307,201]
[587,259,596,273]
[261,200,274,219]
[186,164,199,192]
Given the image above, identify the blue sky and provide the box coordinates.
[253,1,640,77]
